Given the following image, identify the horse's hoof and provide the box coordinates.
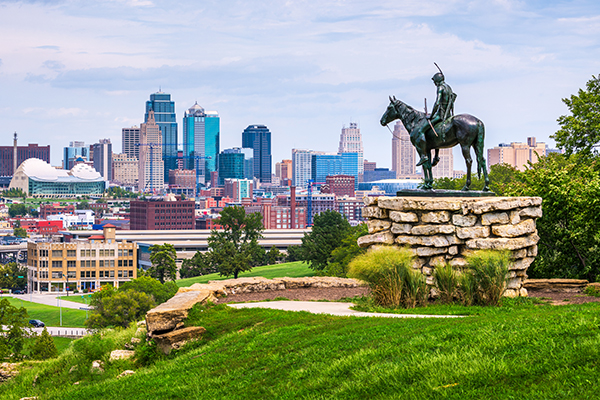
[431,157,440,167]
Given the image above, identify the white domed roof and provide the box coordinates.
[70,163,102,180]
[18,158,68,181]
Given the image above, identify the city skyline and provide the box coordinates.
[1,1,599,171]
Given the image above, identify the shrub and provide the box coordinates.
[348,246,426,308]
[465,250,511,306]
[433,263,459,304]
[30,327,58,360]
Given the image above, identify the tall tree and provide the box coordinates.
[208,205,264,279]
[179,251,216,279]
[506,153,600,280]
[552,74,600,157]
[325,223,369,277]
[300,210,351,271]
[0,298,29,359]
[149,244,177,283]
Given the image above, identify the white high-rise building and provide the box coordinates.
[292,149,313,188]
[138,110,164,192]
[392,121,418,178]
[338,122,364,174]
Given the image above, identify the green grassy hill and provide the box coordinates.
[176,261,315,287]
[6,297,88,328]
[1,299,600,399]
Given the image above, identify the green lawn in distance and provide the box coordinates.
[56,295,92,305]
[6,298,88,328]
[177,261,314,287]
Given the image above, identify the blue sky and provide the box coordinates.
[1,0,599,171]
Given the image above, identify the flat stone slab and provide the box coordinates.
[228,301,462,319]
[396,189,496,197]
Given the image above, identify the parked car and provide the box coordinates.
[29,319,45,328]
[12,290,24,294]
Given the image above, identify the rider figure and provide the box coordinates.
[412,71,456,167]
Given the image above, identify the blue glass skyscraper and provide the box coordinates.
[242,125,272,183]
[311,152,359,188]
[145,91,177,183]
[183,102,220,186]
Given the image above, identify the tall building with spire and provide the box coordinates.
[392,121,418,178]
[183,102,220,186]
[242,124,272,183]
[145,91,177,183]
[338,122,364,175]
[138,110,164,192]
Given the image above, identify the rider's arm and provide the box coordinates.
[431,86,443,116]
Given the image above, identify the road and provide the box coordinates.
[4,293,90,310]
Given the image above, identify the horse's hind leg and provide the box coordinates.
[460,144,472,191]
[474,123,490,191]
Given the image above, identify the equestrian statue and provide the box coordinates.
[380,64,490,191]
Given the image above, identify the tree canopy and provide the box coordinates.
[86,285,156,329]
[149,243,177,283]
[324,223,368,277]
[0,262,28,289]
[552,74,600,157]
[433,163,518,195]
[208,205,264,279]
[300,210,351,271]
[179,251,216,279]
[506,153,600,280]
[118,276,178,304]
[0,298,29,359]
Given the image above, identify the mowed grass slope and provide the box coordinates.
[4,300,600,400]
[6,297,88,328]
[177,261,314,287]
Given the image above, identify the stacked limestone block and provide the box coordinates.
[358,196,542,297]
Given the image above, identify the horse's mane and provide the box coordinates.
[394,100,426,131]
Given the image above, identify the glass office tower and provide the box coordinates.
[183,102,220,186]
[242,124,272,183]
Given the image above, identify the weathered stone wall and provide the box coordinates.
[358,196,542,297]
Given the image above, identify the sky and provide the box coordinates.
[1,0,600,172]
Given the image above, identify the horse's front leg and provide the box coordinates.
[422,150,434,190]
[460,144,472,191]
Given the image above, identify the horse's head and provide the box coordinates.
[380,96,400,126]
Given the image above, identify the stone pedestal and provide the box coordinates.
[358,196,542,297]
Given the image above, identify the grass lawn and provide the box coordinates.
[177,261,315,287]
[56,295,92,305]
[6,298,88,328]
[2,299,600,399]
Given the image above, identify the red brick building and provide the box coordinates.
[325,175,355,197]
[130,196,195,230]
[37,220,63,235]
[40,203,75,219]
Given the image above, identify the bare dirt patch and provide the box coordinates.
[528,290,600,305]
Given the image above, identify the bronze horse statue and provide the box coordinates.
[381,96,490,191]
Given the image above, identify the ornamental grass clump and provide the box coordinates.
[433,263,459,304]
[465,249,511,306]
[348,246,426,308]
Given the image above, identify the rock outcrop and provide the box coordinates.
[358,196,542,297]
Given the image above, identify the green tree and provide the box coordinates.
[285,245,303,262]
[76,201,90,210]
[208,205,264,279]
[325,223,369,277]
[30,327,58,360]
[0,262,28,289]
[551,74,600,157]
[180,252,216,279]
[8,203,28,218]
[433,163,518,196]
[0,298,29,359]
[13,227,27,238]
[300,210,351,271]
[506,153,600,280]
[266,246,282,265]
[86,285,155,329]
[149,244,177,283]
[118,276,178,305]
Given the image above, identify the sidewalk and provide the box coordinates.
[228,301,463,318]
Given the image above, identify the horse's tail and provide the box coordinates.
[475,121,486,179]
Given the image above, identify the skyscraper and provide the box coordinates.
[183,102,220,186]
[138,110,164,192]
[145,91,177,183]
[432,148,454,178]
[292,149,316,188]
[242,124,272,183]
[63,141,88,170]
[91,139,113,181]
[276,159,293,181]
[391,121,417,178]
[338,122,364,175]
[218,148,245,185]
[122,126,140,160]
